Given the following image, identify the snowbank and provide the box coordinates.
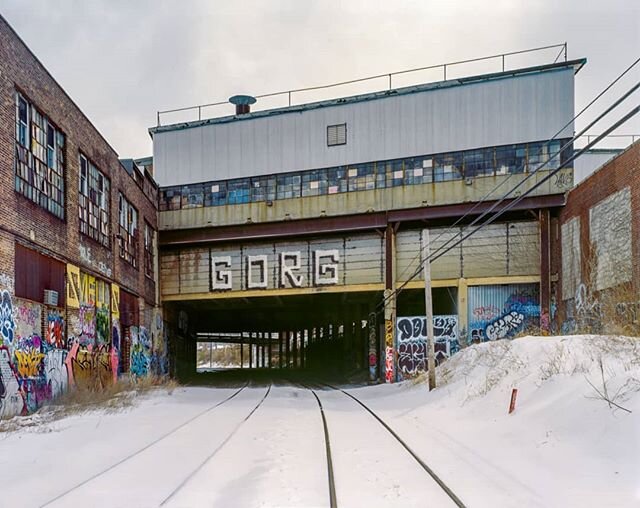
[354,335,640,507]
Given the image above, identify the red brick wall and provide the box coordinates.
[0,15,158,305]
[550,140,640,328]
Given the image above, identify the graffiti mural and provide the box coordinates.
[0,290,15,347]
[46,309,65,348]
[384,320,394,383]
[96,307,110,346]
[368,313,377,382]
[130,326,151,378]
[79,305,96,346]
[0,346,24,418]
[13,336,49,413]
[44,349,68,399]
[67,342,114,391]
[14,299,42,340]
[396,315,459,379]
[468,284,540,343]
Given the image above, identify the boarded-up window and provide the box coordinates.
[561,217,581,300]
[119,289,139,327]
[327,123,346,146]
[589,187,632,291]
[14,243,65,306]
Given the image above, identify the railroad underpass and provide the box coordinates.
[165,286,459,385]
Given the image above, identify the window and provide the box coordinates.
[463,148,495,178]
[14,92,65,219]
[144,221,155,279]
[434,153,463,182]
[79,154,110,247]
[118,193,138,268]
[327,123,347,146]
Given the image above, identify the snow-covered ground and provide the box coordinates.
[1,335,638,507]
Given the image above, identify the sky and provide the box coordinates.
[1,0,638,159]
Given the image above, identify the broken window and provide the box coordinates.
[144,221,155,279]
[118,193,138,268]
[14,92,65,219]
[79,153,111,247]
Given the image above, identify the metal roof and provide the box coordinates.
[149,58,586,137]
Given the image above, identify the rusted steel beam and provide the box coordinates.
[159,194,566,247]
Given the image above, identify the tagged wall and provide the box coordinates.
[467,283,540,343]
[395,315,459,380]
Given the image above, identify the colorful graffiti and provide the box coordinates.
[14,299,42,340]
[0,290,15,346]
[79,305,96,346]
[368,313,377,382]
[44,348,68,399]
[130,326,151,378]
[46,310,65,348]
[96,307,109,346]
[384,320,394,383]
[396,315,459,379]
[468,284,540,343]
[0,346,24,418]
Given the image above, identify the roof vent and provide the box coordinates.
[229,95,256,115]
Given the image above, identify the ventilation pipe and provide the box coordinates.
[229,95,257,115]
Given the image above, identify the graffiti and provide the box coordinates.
[69,344,113,390]
[14,347,45,378]
[44,348,68,399]
[96,308,110,345]
[368,313,377,382]
[468,285,539,343]
[15,300,42,339]
[0,273,13,291]
[0,346,24,418]
[485,311,525,341]
[472,305,501,321]
[616,301,640,324]
[79,305,96,346]
[0,290,15,346]
[554,171,573,189]
[384,320,394,383]
[130,326,151,378]
[112,318,121,351]
[396,315,460,378]
[46,310,65,348]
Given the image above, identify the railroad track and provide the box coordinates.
[307,381,467,508]
[40,383,251,508]
[160,384,272,506]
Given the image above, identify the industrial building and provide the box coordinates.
[0,15,164,418]
[152,48,583,382]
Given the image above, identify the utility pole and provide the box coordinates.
[422,229,436,390]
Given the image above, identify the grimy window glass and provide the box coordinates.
[118,192,138,268]
[144,221,155,279]
[14,92,65,219]
[79,153,110,247]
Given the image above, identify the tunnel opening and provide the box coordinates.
[166,291,381,386]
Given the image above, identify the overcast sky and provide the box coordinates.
[1,0,638,159]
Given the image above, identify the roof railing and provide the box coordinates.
[156,42,568,127]
[575,134,639,148]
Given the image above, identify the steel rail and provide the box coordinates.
[323,383,467,508]
[39,383,249,507]
[159,384,273,506]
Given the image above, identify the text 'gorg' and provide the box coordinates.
[211,250,340,291]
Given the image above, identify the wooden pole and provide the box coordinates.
[422,229,436,391]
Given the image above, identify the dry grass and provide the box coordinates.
[0,376,179,433]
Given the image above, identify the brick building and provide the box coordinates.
[0,15,164,418]
[551,140,640,335]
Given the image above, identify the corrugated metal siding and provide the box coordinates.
[395,221,539,282]
[154,68,575,186]
[467,283,540,342]
[14,244,65,306]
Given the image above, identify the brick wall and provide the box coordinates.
[550,140,640,332]
[0,15,158,305]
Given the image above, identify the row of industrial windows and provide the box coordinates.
[15,92,155,277]
[159,139,571,210]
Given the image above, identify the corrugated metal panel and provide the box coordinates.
[179,248,209,294]
[154,68,574,186]
[462,224,507,277]
[507,221,540,275]
[343,234,384,285]
[15,244,65,306]
[396,228,462,281]
[467,283,540,342]
[160,252,180,296]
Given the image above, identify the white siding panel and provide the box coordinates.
[154,68,575,186]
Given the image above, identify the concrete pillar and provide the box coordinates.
[285,330,291,368]
[278,331,283,369]
[368,312,378,382]
[249,337,253,368]
[539,209,551,334]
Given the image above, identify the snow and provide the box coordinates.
[1,335,638,507]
